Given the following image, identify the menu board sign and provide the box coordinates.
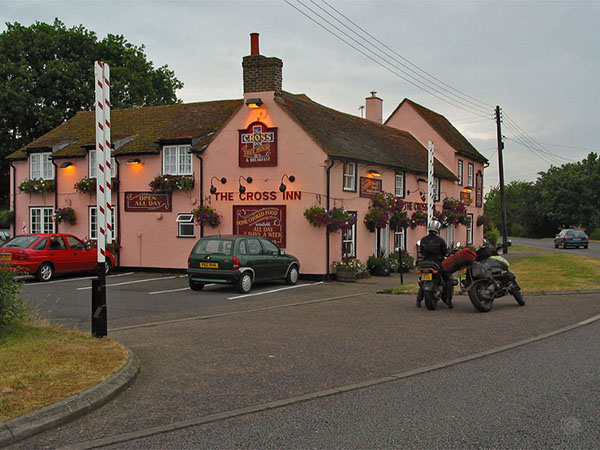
[359,177,382,198]
[124,192,171,212]
[239,121,278,167]
[233,205,286,247]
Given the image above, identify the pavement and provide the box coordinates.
[2,251,600,448]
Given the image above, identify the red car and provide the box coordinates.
[0,234,116,281]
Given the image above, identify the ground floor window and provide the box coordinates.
[176,213,195,238]
[394,228,406,252]
[467,214,474,244]
[445,225,455,247]
[89,207,116,241]
[30,207,54,233]
[342,211,357,258]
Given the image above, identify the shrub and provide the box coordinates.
[484,223,500,246]
[366,255,391,276]
[590,228,600,240]
[388,251,415,271]
[0,210,14,228]
[0,264,26,329]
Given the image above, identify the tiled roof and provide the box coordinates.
[7,100,243,160]
[276,92,457,180]
[387,99,488,164]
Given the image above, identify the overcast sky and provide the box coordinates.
[2,0,599,193]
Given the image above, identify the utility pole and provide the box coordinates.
[495,105,508,254]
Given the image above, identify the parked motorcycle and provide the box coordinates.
[416,244,460,310]
[459,241,525,312]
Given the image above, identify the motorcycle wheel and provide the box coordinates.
[468,280,494,313]
[511,286,525,306]
[424,290,438,310]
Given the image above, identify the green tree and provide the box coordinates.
[484,180,544,237]
[0,19,183,207]
[536,152,600,233]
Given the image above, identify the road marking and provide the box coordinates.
[148,283,217,295]
[227,282,324,300]
[77,276,176,290]
[22,271,135,286]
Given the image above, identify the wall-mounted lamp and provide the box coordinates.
[238,175,253,193]
[59,161,73,169]
[245,98,263,108]
[126,158,143,165]
[407,188,427,202]
[416,177,427,183]
[367,169,382,178]
[279,174,296,192]
[210,176,227,194]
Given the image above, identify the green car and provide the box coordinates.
[187,235,300,293]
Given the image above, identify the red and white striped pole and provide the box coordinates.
[92,61,111,337]
[427,141,434,227]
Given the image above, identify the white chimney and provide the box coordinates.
[365,91,383,123]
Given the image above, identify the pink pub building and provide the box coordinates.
[7,34,487,277]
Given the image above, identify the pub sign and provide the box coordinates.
[233,205,286,247]
[239,121,278,167]
[359,177,382,198]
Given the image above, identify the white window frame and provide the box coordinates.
[395,171,405,198]
[89,207,116,241]
[468,163,474,188]
[343,162,357,192]
[457,160,463,186]
[342,212,357,258]
[394,228,406,252]
[30,153,54,180]
[446,225,455,248]
[375,225,390,257]
[30,207,54,233]
[467,214,474,245]
[163,145,192,176]
[89,150,116,178]
[176,213,195,238]
[433,177,441,202]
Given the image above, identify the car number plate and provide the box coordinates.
[0,253,11,260]
[199,262,218,268]
[574,238,581,240]
[422,273,432,281]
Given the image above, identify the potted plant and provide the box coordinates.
[192,206,220,228]
[334,258,367,282]
[364,206,389,232]
[54,207,76,225]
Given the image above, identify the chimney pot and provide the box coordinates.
[250,33,260,55]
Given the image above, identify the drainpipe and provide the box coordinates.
[10,161,16,236]
[52,160,59,233]
[325,159,335,281]
[114,159,121,268]
[195,153,204,237]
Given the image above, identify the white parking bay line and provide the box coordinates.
[228,282,324,300]
[77,276,176,290]
[24,271,135,286]
[150,283,216,295]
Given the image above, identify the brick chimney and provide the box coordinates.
[365,91,383,123]
[242,33,283,94]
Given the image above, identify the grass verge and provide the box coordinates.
[389,252,600,294]
[0,322,128,423]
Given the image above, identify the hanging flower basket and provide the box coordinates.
[410,211,428,229]
[389,211,411,231]
[149,174,194,193]
[304,207,356,233]
[192,206,220,228]
[18,178,55,194]
[54,207,76,225]
[476,213,491,228]
[364,206,389,232]
[437,197,469,227]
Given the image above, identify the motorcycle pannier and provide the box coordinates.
[442,248,477,273]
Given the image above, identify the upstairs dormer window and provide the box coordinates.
[89,150,116,178]
[30,153,54,180]
[163,145,192,176]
